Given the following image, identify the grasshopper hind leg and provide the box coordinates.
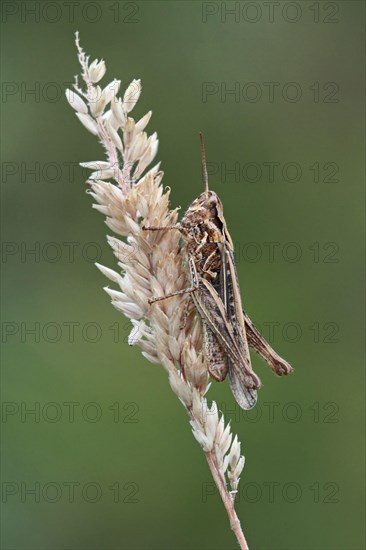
[203,323,229,381]
[203,322,258,410]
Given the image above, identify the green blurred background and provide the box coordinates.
[1,1,365,549]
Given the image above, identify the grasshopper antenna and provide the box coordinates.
[199,132,209,193]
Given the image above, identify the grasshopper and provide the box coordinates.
[144,134,293,409]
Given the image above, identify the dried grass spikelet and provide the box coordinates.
[66,33,248,550]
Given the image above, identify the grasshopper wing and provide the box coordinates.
[221,248,262,409]
[189,255,260,410]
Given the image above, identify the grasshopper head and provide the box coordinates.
[180,134,233,247]
[189,190,221,216]
[182,189,221,223]
[184,132,224,225]
[181,190,231,246]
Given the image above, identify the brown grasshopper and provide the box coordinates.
[144,134,293,409]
